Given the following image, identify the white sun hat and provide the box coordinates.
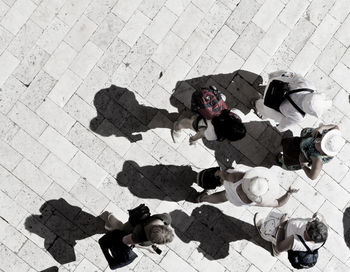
[320,129,345,157]
[241,167,279,204]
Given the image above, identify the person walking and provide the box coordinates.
[252,70,332,132]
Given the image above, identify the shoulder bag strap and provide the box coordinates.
[285,89,314,117]
[297,235,325,252]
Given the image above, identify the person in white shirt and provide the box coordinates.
[255,212,328,256]
[197,166,298,207]
[252,71,332,132]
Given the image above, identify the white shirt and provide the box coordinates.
[285,218,323,251]
[265,71,315,132]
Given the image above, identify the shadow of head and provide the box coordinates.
[116,160,198,202]
[90,84,178,142]
[343,207,350,248]
[169,205,270,259]
[25,198,106,264]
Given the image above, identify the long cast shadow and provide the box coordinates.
[170,205,271,260]
[90,84,179,142]
[116,160,199,202]
[25,198,106,264]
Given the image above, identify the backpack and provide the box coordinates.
[128,204,151,226]
[263,80,314,116]
[191,86,228,119]
[287,235,325,269]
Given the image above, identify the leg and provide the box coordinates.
[105,214,124,230]
[200,190,228,204]
[172,115,197,143]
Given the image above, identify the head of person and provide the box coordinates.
[241,167,279,204]
[212,110,247,141]
[148,225,174,245]
[301,93,332,118]
[317,128,345,156]
[306,219,328,243]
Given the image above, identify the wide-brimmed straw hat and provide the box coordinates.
[320,129,345,157]
[241,167,279,203]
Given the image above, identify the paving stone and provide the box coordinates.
[43,41,77,80]
[252,0,285,32]
[329,0,350,23]
[315,38,347,75]
[0,218,27,252]
[7,20,43,60]
[310,14,340,51]
[48,69,82,107]
[39,126,78,164]
[232,22,265,60]
[19,70,57,111]
[10,129,49,167]
[0,25,13,55]
[36,98,76,135]
[278,0,309,28]
[0,243,31,272]
[226,0,261,35]
[259,20,289,56]
[290,41,321,76]
[306,0,335,26]
[0,0,36,35]
[0,164,24,198]
[0,139,22,171]
[335,15,350,47]
[0,190,28,226]
[40,153,80,191]
[30,0,66,29]
[159,250,196,272]
[85,0,118,25]
[118,10,150,47]
[0,51,20,87]
[242,47,270,75]
[172,3,203,40]
[138,0,167,19]
[90,12,124,51]
[57,0,92,27]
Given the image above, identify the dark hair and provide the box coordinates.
[212,110,246,141]
[307,220,328,243]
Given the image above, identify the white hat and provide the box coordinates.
[320,129,345,156]
[241,167,279,203]
[301,93,332,117]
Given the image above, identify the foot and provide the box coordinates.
[195,191,208,203]
[250,99,263,119]
[171,121,182,143]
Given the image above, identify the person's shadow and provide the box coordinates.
[170,205,271,260]
[116,160,199,202]
[90,84,179,142]
[171,70,284,168]
[343,207,350,248]
[25,198,106,265]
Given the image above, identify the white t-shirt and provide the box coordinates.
[285,218,323,251]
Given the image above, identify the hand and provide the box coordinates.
[287,186,299,195]
[189,136,196,145]
[280,213,289,224]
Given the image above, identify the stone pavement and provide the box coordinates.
[0,0,350,271]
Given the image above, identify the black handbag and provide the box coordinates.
[99,229,138,270]
[263,80,313,116]
[287,235,325,269]
[128,204,151,226]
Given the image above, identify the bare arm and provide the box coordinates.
[259,187,299,207]
[312,124,339,137]
[189,128,205,145]
[274,218,294,253]
[122,234,134,246]
[301,157,323,180]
